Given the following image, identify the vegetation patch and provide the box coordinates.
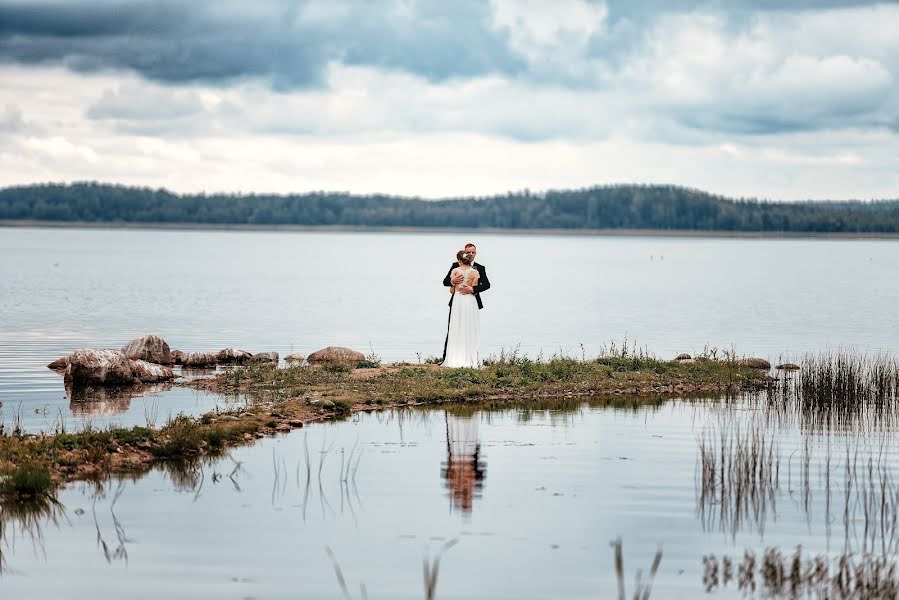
[0,461,53,499]
[0,351,767,504]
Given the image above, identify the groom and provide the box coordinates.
[441,243,490,362]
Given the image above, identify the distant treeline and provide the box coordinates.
[3,182,899,233]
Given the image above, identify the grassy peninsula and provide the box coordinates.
[0,355,768,502]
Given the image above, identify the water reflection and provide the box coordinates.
[90,481,129,565]
[697,406,899,558]
[66,382,173,417]
[442,412,486,513]
[0,493,66,575]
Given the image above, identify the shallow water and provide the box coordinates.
[3,227,899,433]
[2,398,896,599]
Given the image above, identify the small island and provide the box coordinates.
[0,340,771,502]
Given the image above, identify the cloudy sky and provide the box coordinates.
[1,0,898,199]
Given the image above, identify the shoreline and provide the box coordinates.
[3,219,899,240]
[0,357,767,499]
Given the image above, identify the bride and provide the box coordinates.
[443,250,480,368]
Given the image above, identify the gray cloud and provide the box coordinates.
[0,1,522,88]
[0,103,24,133]
[4,0,899,144]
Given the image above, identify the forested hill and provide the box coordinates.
[3,182,899,233]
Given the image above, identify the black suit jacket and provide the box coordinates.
[443,262,490,310]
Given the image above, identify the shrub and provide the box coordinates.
[0,462,53,498]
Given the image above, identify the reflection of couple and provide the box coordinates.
[442,412,486,513]
[440,243,491,368]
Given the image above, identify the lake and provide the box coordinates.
[2,226,898,598]
[1,397,895,599]
[2,226,898,433]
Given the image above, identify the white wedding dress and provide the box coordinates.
[443,267,480,368]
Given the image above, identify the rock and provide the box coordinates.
[676,358,696,364]
[776,363,801,371]
[171,349,185,364]
[288,419,304,427]
[284,353,305,364]
[674,353,692,360]
[121,335,172,365]
[64,349,136,387]
[307,346,365,364]
[129,359,175,383]
[48,356,69,370]
[182,352,218,367]
[738,358,772,370]
[250,352,279,363]
[215,348,253,364]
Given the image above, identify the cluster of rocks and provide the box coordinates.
[48,335,283,389]
[49,336,370,392]
[671,353,800,371]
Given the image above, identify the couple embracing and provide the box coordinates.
[440,243,490,368]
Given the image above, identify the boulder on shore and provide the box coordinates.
[48,356,69,371]
[250,351,279,363]
[284,353,305,364]
[182,352,218,368]
[129,359,175,383]
[64,349,136,387]
[738,357,772,370]
[674,353,692,361]
[307,346,365,364]
[121,335,172,365]
[215,348,253,364]
[776,363,801,371]
[171,349,185,364]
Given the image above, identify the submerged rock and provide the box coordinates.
[64,349,136,387]
[121,335,172,365]
[129,359,175,383]
[250,351,279,363]
[738,357,772,370]
[48,356,69,370]
[284,353,305,364]
[776,363,801,371]
[215,348,253,364]
[182,352,218,367]
[307,346,364,364]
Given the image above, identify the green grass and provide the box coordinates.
[202,354,766,407]
[0,462,53,498]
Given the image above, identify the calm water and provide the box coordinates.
[0,400,893,599]
[2,226,899,433]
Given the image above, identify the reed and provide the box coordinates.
[704,547,899,599]
[697,415,780,537]
[610,538,663,600]
[767,351,899,431]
